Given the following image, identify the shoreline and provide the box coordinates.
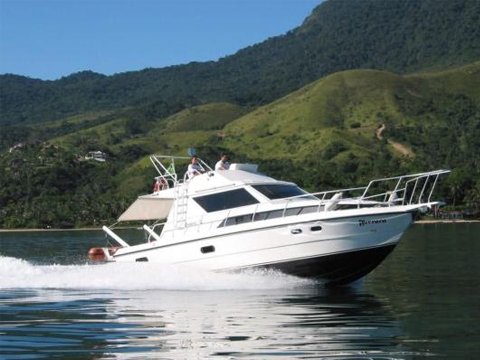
[415,219,480,224]
[0,226,138,233]
[1,220,479,233]
[0,227,102,233]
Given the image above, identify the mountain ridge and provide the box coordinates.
[2,0,479,126]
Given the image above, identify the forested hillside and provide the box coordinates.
[1,0,479,228]
[1,63,479,228]
[1,0,479,129]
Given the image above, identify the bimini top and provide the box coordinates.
[118,195,174,221]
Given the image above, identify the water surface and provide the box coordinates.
[1,224,479,359]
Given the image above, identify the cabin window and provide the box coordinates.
[224,214,253,226]
[218,206,321,228]
[265,209,284,219]
[194,188,259,212]
[252,184,316,200]
[299,206,319,214]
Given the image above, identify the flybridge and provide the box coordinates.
[149,155,265,189]
[149,154,212,188]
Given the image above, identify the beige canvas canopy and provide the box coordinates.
[118,196,174,221]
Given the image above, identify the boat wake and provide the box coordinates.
[0,256,313,291]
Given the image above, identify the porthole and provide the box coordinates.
[136,257,149,262]
[201,245,215,254]
[311,226,322,232]
[291,228,302,235]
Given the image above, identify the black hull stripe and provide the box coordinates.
[234,243,397,286]
[220,243,396,271]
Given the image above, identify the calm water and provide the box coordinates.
[0,224,479,359]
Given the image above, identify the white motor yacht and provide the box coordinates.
[90,155,449,286]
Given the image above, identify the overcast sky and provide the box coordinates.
[0,0,320,80]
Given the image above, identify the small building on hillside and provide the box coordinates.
[85,151,107,162]
[8,142,25,153]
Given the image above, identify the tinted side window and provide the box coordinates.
[194,188,259,212]
[252,184,314,200]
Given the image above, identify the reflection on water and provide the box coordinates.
[0,286,415,359]
[1,223,479,359]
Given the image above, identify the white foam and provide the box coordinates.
[0,256,312,291]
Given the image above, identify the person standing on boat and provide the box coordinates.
[187,155,205,178]
[215,153,230,171]
[153,178,161,192]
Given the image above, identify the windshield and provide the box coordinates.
[193,188,259,212]
[252,184,316,200]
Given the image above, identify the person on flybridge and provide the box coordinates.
[187,155,205,178]
[215,153,230,171]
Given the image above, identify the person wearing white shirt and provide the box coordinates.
[187,155,205,178]
[215,153,230,171]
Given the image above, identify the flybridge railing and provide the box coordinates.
[274,169,451,209]
[358,169,451,206]
[149,154,213,189]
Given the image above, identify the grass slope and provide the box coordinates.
[44,102,249,198]
[222,62,480,163]
[165,103,249,132]
[1,63,479,228]
[47,62,480,191]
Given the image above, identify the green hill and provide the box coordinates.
[1,63,479,228]
[164,103,249,132]
[223,62,480,161]
[1,0,479,130]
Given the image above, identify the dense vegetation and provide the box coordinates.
[1,0,479,228]
[1,63,479,228]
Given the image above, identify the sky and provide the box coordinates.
[0,0,320,80]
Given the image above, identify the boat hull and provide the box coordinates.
[111,210,413,285]
[257,243,396,286]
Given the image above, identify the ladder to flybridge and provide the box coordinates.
[175,183,188,229]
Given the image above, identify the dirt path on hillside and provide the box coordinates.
[389,140,414,157]
[376,124,386,140]
[376,124,414,158]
